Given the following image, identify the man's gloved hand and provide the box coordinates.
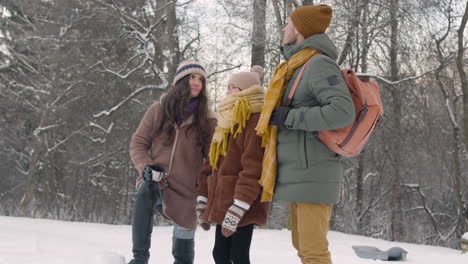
[221,204,247,237]
[142,165,165,182]
[268,106,291,129]
[196,199,210,231]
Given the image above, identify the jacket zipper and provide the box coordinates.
[167,128,179,177]
[298,131,308,168]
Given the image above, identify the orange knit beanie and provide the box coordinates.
[290,4,332,39]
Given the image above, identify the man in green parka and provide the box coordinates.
[261,4,355,264]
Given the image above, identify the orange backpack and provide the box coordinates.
[286,59,384,157]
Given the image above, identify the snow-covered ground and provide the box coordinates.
[0,216,466,264]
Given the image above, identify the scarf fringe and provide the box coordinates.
[231,97,251,137]
[209,128,230,170]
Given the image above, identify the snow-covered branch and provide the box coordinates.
[363,172,377,183]
[50,81,90,108]
[207,64,242,78]
[33,123,63,136]
[402,183,420,189]
[91,55,150,80]
[9,81,49,95]
[89,137,106,144]
[93,84,167,118]
[15,160,28,176]
[55,96,85,112]
[47,129,83,153]
[444,96,459,129]
[69,154,103,166]
[15,52,39,74]
[181,33,200,56]
[90,122,114,134]
[357,67,441,85]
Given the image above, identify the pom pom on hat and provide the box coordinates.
[228,65,263,91]
[251,65,263,76]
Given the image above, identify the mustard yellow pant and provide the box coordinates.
[289,201,333,264]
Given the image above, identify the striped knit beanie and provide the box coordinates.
[290,4,332,39]
[173,60,207,85]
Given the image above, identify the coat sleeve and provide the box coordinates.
[197,117,216,198]
[284,56,355,132]
[233,114,265,205]
[197,159,212,198]
[129,102,159,177]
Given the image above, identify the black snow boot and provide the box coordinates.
[172,237,195,264]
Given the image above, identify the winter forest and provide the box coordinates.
[1,0,468,251]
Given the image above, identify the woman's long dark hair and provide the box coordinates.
[155,74,211,146]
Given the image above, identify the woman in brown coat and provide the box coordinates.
[128,61,216,264]
[196,66,270,264]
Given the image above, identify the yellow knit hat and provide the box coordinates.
[290,4,332,39]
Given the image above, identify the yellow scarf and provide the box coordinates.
[255,48,320,202]
[209,85,265,169]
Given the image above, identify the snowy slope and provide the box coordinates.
[0,216,466,264]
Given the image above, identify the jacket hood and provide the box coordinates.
[282,33,338,61]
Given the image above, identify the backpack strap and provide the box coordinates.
[286,59,311,106]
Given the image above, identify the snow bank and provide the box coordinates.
[0,216,467,264]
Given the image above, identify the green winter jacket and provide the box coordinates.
[274,33,355,204]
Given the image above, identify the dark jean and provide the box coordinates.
[212,224,254,264]
[130,181,195,264]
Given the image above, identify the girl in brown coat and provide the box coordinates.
[128,61,216,264]
[196,66,270,264]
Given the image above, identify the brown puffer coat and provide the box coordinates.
[197,113,270,227]
[130,101,216,229]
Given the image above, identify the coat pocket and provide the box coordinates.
[306,132,340,164]
[296,131,308,169]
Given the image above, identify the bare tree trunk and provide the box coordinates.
[389,0,404,242]
[164,0,180,82]
[355,154,365,233]
[21,137,42,210]
[338,0,364,66]
[355,0,371,235]
[251,0,267,81]
[434,22,468,235]
[155,0,180,84]
[360,0,370,73]
[457,0,468,150]
[435,70,467,238]
[452,128,467,234]
[21,107,51,209]
[271,0,284,36]
[285,0,293,19]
